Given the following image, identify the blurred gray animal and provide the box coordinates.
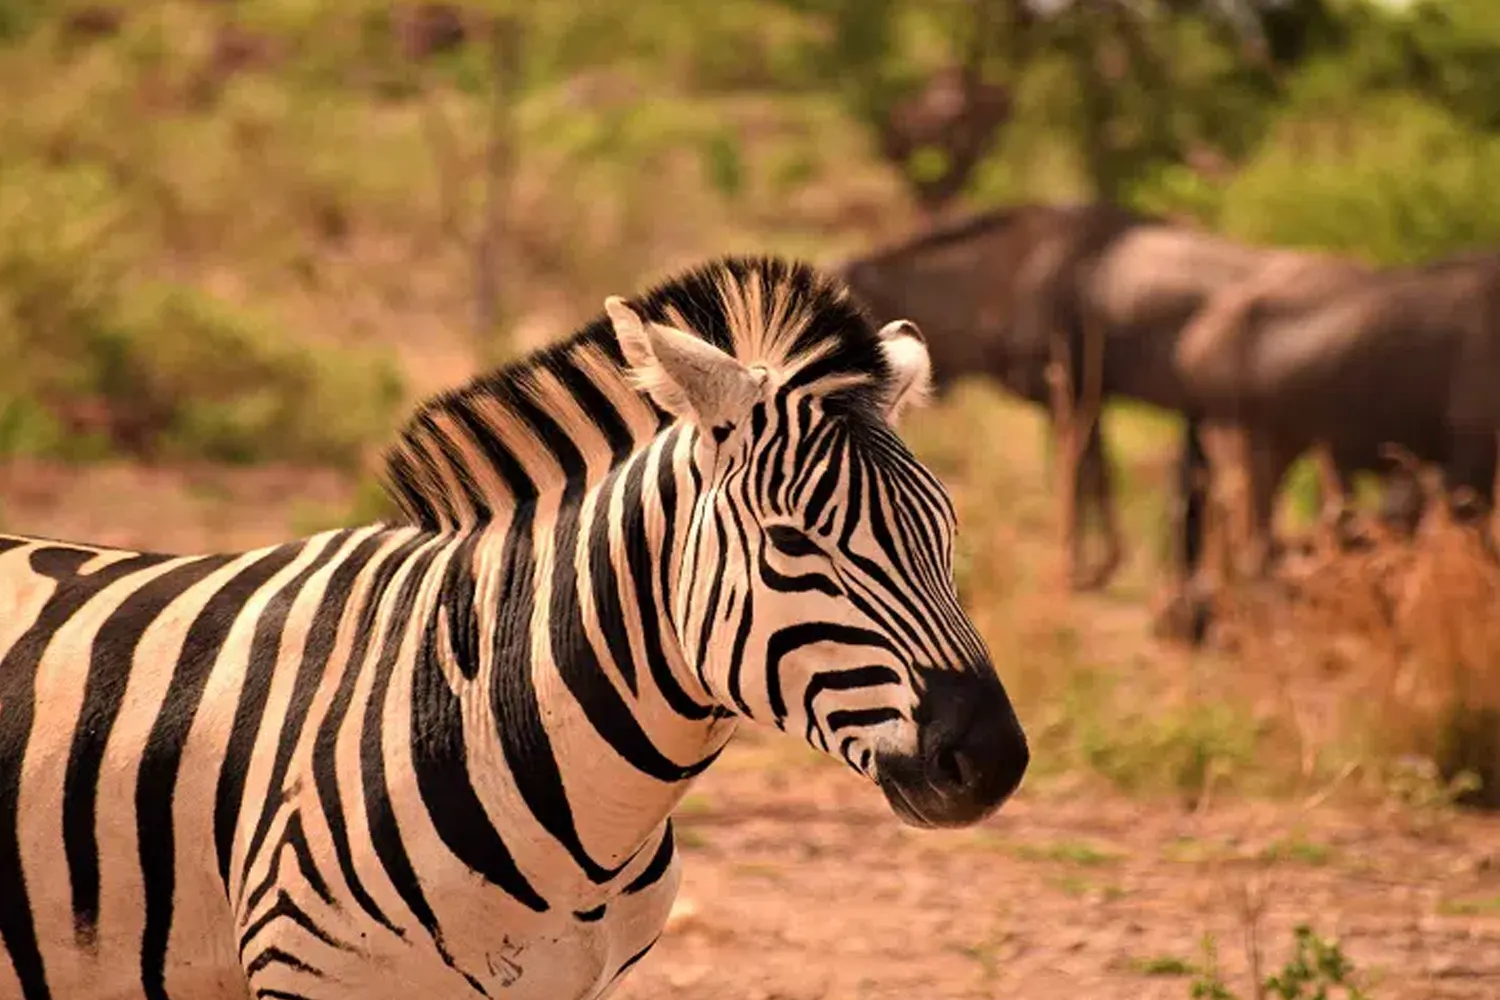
[1176,249,1500,574]
[837,202,1276,601]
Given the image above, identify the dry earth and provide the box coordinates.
[620,730,1500,1000]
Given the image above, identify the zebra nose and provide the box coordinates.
[913,667,1028,825]
[922,688,1029,815]
[876,666,1028,829]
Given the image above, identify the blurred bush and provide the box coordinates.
[0,157,402,465]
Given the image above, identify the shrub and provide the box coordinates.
[0,164,403,466]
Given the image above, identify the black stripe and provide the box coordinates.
[359,543,492,996]
[441,532,484,681]
[840,736,862,771]
[787,418,839,510]
[805,429,847,529]
[655,432,682,622]
[692,507,731,688]
[587,462,639,694]
[308,532,432,938]
[66,554,233,945]
[239,890,356,960]
[766,623,898,727]
[826,706,904,732]
[384,449,432,525]
[421,418,492,522]
[411,595,549,913]
[756,538,841,597]
[724,485,759,718]
[405,437,460,528]
[248,889,352,958]
[622,823,676,895]
[549,348,636,466]
[245,946,324,979]
[620,444,713,719]
[218,530,371,892]
[138,542,304,999]
[243,812,339,923]
[750,400,777,507]
[762,392,795,507]
[605,933,664,989]
[446,398,539,504]
[0,547,169,1000]
[802,665,903,750]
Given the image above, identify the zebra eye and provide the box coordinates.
[766,524,825,559]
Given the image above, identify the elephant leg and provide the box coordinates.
[1071,419,1124,591]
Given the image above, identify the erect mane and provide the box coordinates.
[381,255,898,531]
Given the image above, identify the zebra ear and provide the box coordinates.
[877,319,933,425]
[605,296,764,427]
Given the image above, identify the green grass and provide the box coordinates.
[1012,838,1124,867]
[1129,954,1197,977]
[1259,836,1337,867]
[1437,895,1500,917]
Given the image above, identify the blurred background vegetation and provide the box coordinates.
[4,0,1500,807]
[5,0,1500,471]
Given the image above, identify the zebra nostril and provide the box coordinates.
[934,746,968,789]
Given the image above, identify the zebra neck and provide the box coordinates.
[449,430,734,874]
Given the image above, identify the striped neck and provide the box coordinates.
[444,424,733,880]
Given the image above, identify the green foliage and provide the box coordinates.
[1383,754,1483,816]
[1191,925,1371,1000]
[1263,925,1371,1000]
[4,0,1500,476]
[1259,835,1335,867]
[1437,893,1500,917]
[1191,933,1238,1000]
[0,0,43,42]
[1220,96,1500,264]
[1012,838,1121,867]
[1132,954,1197,978]
[1043,665,1259,804]
[0,155,402,465]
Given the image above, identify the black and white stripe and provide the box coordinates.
[0,255,1027,1000]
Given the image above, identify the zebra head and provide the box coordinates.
[604,258,1028,828]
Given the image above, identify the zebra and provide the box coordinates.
[0,254,1029,1000]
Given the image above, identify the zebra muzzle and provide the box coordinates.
[874,666,1028,828]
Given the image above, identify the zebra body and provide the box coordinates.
[0,256,1028,1000]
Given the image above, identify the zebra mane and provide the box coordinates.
[381,254,898,531]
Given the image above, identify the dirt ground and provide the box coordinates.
[618,732,1500,1000]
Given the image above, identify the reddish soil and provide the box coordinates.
[618,729,1500,1000]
